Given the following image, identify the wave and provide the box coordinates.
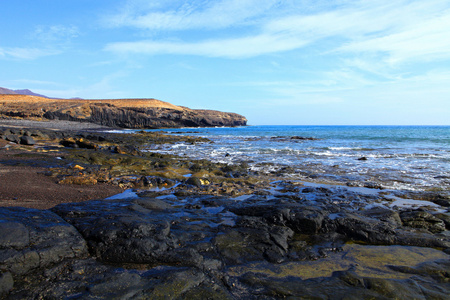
[144,125,450,192]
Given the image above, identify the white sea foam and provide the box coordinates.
[144,125,450,192]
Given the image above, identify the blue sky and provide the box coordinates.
[1,0,450,125]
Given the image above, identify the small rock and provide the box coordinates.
[290,136,318,140]
[5,135,20,144]
[20,136,36,145]
[0,272,14,295]
[58,175,97,185]
[400,210,446,233]
[186,177,210,187]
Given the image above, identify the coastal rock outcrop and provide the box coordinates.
[1,193,449,299]
[0,94,247,128]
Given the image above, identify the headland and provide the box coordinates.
[0,94,247,128]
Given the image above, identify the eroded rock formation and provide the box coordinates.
[0,95,247,128]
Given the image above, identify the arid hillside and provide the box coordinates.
[0,94,247,128]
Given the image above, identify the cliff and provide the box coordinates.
[0,94,247,128]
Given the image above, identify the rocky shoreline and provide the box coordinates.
[1,121,449,299]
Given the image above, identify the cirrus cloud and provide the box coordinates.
[0,46,61,60]
[104,0,450,64]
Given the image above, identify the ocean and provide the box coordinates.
[145,125,450,192]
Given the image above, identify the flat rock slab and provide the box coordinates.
[0,207,88,276]
[1,194,450,299]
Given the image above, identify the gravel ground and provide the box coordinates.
[0,119,114,131]
[0,119,122,209]
[0,149,123,209]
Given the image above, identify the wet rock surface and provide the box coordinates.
[0,207,88,278]
[2,187,450,298]
[1,125,450,298]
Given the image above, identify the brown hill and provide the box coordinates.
[0,94,183,110]
[0,94,247,129]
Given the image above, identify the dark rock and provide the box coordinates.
[0,221,30,247]
[400,210,446,233]
[60,137,97,149]
[394,229,449,248]
[435,213,450,229]
[0,207,88,276]
[288,207,325,234]
[325,213,397,244]
[358,157,368,161]
[132,198,172,211]
[0,129,12,136]
[0,272,14,295]
[143,268,207,299]
[290,136,319,140]
[30,130,46,138]
[87,272,144,297]
[113,145,139,155]
[19,135,36,145]
[60,137,78,148]
[51,200,176,264]
[214,224,294,265]
[360,207,402,226]
[363,182,383,189]
[4,134,19,144]
[186,176,210,187]
[8,129,22,135]
[1,175,449,299]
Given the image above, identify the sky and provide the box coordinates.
[1,0,450,125]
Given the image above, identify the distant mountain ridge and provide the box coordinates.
[0,87,51,98]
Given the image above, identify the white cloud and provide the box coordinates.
[339,12,450,64]
[105,33,310,58]
[0,47,61,60]
[104,0,450,65]
[34,25,80,43]
[0,25,79,61]
[104,0,281,30]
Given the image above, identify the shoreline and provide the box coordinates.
[0,118,116,131]
[1,119,449,298]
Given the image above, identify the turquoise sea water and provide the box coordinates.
[146,126,450,192]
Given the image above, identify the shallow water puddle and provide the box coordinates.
[385,196,444,212]
[300,181,380,196]
[105,189,139,200]
[227,244,449,280]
